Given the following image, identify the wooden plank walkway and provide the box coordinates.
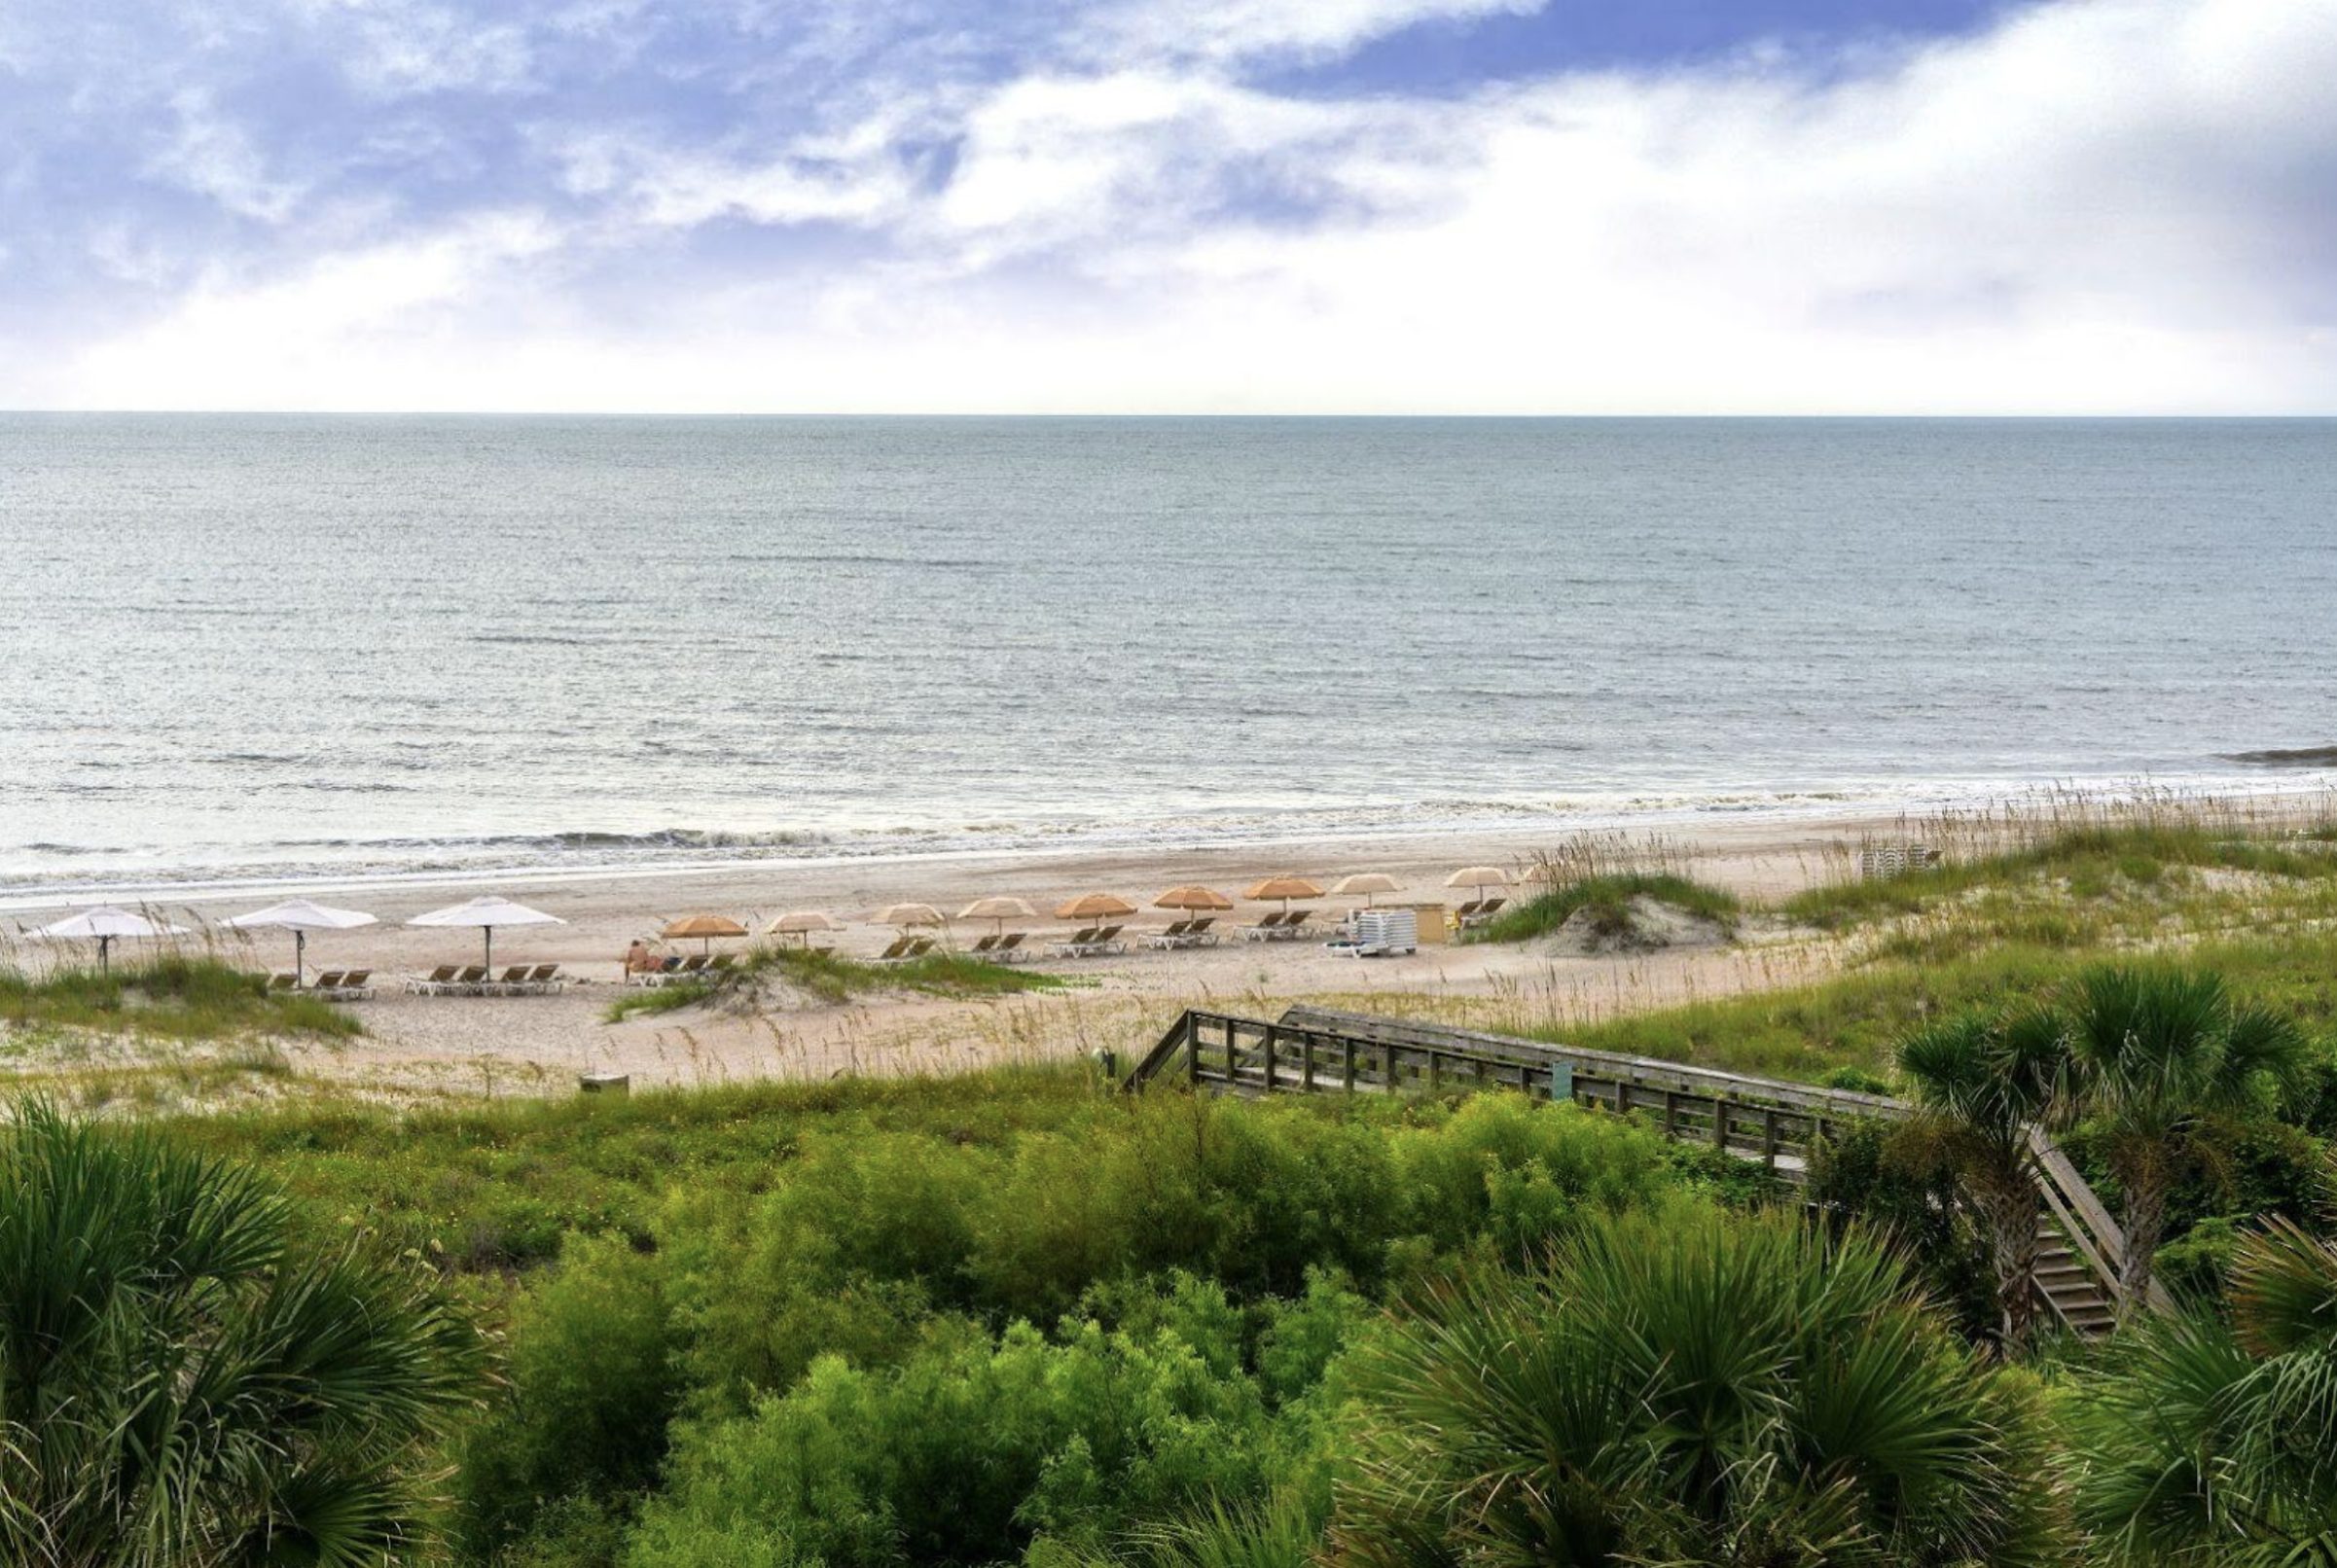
[1122,1003,2157,1336]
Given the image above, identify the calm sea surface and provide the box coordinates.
[2,416,2332,894]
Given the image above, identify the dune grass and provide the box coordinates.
[602,980,718,1022]
[0,957,360,1043]
[1533,924,2337,1086]
[745,944,1066,1004]
[1783,816,2337,931]
[1469,873,1740,945]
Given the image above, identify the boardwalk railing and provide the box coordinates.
[1123,1004,2164,1329]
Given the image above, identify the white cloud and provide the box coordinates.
[1089,0,1538,63]
[34,0,2337,411]
[145,89,307,223]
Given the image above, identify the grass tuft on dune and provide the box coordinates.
[607,944,1067,1019]
[1469,873,1740,945]
[0,957,361,1043]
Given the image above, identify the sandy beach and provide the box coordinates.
[0,805,1968,1094]
[11,789,2326,1097]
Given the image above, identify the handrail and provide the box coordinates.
[1278,1006,1909,1122]
[1126,1004,2156,1326]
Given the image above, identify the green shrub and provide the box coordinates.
[457,1234,684,1560]
[627,1316,1285,1568]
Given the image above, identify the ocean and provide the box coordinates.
[3,415,2331,898]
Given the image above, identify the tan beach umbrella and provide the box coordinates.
[227,897,378,985]
[958,895,1037,935]
[1055,892,1136,921]
[1331,873,1400,908]
[876,903,947,928]
[1244,874,1325,913]
[767,910,842,945]
[1153,884,1234,913]
[32,906,191,975]
[662,912,749,954]
[407,894,563,974]
[1446,866,1512,897]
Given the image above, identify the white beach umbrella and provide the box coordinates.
[876,903,947,928]
[407,895,563,973]
[33,906,190,973]
[226,898,378,985]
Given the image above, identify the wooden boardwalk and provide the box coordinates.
[1123,1004,2161,1336]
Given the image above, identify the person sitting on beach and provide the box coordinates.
[625,939,660,976]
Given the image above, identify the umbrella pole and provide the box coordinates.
[485,927,493,975]
[296,929,306,987]
[99,935,110,975]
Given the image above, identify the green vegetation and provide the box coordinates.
[1468,872,1740,944]
[2071,1214,2337,1563]
[745,944,1067,1004]
[0,955,361,1043]
[1782,817,2337,937]
[1341,1207,2062,1568]
[602,980,717,1021]
[0,1100,482,1565]
[602,947,1065,1022]
[1897,1004,2072,1348]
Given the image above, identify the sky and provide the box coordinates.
[0,0,2331,413]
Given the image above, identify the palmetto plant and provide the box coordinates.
[2063,966,2307,1318]
[0,1102,484,1568]
[2073,1210,2337,1566]
[1332,1207,2064,1568]
[1897,1005,2071,1350]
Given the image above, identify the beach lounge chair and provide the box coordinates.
[267,972,298,992]
[1459,897,1508,928]
[309,970,346,991]
[969,933,1001,955]
[528,963,563,992]
[1094,924,1128,953]
[454,965,488,995]
[407,963,461,995]
[1451,899,1484,923]
[1241,910,1288,941]
[1188,916,1218,943]
[993,931,1028,961]
[317,969,374,1001]
[906,937,936,958]
[1279,909,1313,938]
[674,954,709,976]
[705,954,736,973]
[872,937,913,963]
[1147,920,1194,950]
[1047,926,1101,958]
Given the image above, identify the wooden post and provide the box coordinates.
[1302,1032,1316,1092]
[1616,1080,1633,1118]
[1343,1039,1357,1094]
[1662,1089,1678,1138]
[1185,1013,1200,1085]
[1761,1107,1780,1169]
[1225,1016,1238,1084]
[1261,1027,1276,1093]
[1428,1051,1441,1095]
[1712,1097,1731,1153]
